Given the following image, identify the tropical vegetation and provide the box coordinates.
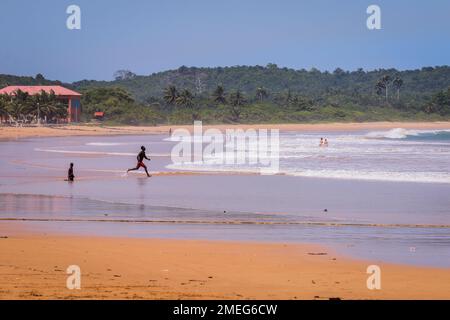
[1,64,450,125]
[0,89,67,124]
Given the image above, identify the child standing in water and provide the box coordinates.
[68,163,75,182]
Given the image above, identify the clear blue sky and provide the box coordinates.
[1,0,449,82]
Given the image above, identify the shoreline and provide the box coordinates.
[1,121,450,140]
[0,222,449,300]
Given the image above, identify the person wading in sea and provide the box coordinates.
[67,163,75,182]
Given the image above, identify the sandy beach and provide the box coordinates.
[1,122,449,300]
[1,121,450,140]
[0,222,449,300]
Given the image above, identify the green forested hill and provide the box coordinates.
[2,65,450,124]
[0,73,62,88]
[71,65,450,105]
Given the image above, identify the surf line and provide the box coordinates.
[1,218,449,229]
[34,147,172,157]
[10,159,261,177]
[34,148,135,157]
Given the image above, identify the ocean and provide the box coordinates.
[168,128,450,184]
[0,128,449,267]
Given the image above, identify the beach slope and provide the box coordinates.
[0,227,449,300]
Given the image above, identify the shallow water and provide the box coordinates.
[0,130,449,267]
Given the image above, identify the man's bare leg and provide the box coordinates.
[127,166,139,173]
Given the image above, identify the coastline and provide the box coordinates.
[0,222,449,300]
[1,121,450,140]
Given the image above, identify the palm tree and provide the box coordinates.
[163,85,178,105]
[7,101,28,123]
[0,94,10,122]
[374,75,391,102]
[255,87,268,102]
[176,89,194,109]
[285,89,292,104]
[392,77,403,100]
[230,90,246,106]
[375,81,384,96]
[31,90,65,122]
[380,75,391,101]
[228,90,246,122]
[212,85,226,104]
[8,89,31,123]
[176,89,198,121]
[53,100,68,121]
[30,90,47,122]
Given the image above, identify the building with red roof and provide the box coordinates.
[0,85,82,122]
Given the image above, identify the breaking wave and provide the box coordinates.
[366,128,450,140]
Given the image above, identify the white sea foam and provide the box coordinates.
[166,163,264,175]
[34,148,170,157]
[34,148,136,156]
[85,142,137,146]
[166,163,450,184]
[366,128,450,139]
[288,169,450,184]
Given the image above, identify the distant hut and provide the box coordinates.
[94,111,105,120]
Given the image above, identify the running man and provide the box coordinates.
[127,146,151,177]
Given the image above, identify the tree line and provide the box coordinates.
[154,77,449,123]
[72,65,450,109]
[163,85,253,122]
[77,81,450,125]
[79,87,162,125]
